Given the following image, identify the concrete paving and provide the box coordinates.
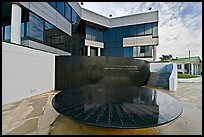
[178,76,202,83]
[2,81,202,135]
[2,91,59,135]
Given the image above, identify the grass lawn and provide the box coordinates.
[178,73,201,78]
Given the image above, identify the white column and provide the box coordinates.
[87,46,90,56]
[196,64,198,75]
[11,3,22,44]
[191,64,194,75]
[153,46,157,61]
[98,48,101,56]
[181,64,185,74]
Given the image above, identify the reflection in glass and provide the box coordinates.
[122,26,130,37]
[137,24,145,35]
[140,46,145,53]
[4,25,11,41]
[124,47,133,57]
[145,23,153,35]
[29,12,44,41]
[21,23,24,38]
[57,2,65,16]
[48,2,56,9]
[26,22,29,37]
[55,28,65,50]
[85,26,103,42]
[103,22,156,57]
[45,22,55,47]
[72,9,77,24]
[153,22,158,37]
[65,2,71,22]
[129,25,137,36]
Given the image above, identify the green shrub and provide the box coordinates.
[178,73,200,78]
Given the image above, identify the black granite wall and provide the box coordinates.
[55,56,150,90]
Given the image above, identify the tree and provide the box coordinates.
[159,54,173,61]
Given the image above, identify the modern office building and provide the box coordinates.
[2,2,159,60]
[2,2,160,104]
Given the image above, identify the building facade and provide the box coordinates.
[2,2,160,104]
[2,2,159,60]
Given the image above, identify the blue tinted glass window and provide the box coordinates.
[122,26,130,37]
[105,49,111,56]
[153,22,158,28]
[26,22,29,37]
[104,29,111,42]
[93,29,99,41]
[124,47,133,57]
[116,27,123,42]
[116,48,124,57]
[85,26,92,40]
[105,42,111,48]
[109,29,115,42]
[65,3,71,22]
[110,48,115,56]
[72,9,77,24]
[145,23,152,35]
[94,29,99,41]
[57,2,65,16]
[48,2,56,9]
[86,26,103,42]
[95,29,103,42]
[144,46,152,57]
[129,47,133,57]
[21,23,24,37]
[153,22,158,37]
[4,25,11,41]
[98,31,103,42]
[129,25,137,36]
[140,46,145,53]
[110,42,116,48]
[91,28,97,41]
[29,12,44,41]
[137,24,144,35]
[45,22,55,46]
[115,41,122,48]
[45,22,55,29]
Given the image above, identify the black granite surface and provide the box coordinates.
[52,84,182,128]
[55,56,150,90]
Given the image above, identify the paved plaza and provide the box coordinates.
[2,79,202,135]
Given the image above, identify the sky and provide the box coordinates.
[80,2,202,60]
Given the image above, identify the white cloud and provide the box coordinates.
[82,2,202,59]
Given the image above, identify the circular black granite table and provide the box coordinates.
[52,84,182,128]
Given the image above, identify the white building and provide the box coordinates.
[172,56,202,75]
